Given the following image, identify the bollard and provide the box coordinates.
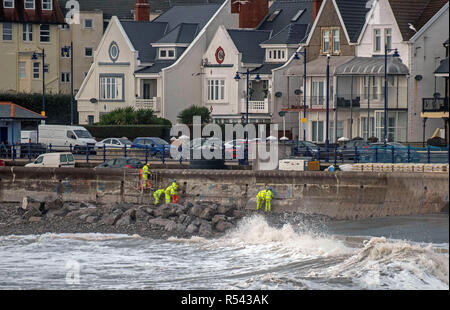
[86,145,89,163]
[375,146,378,163]
[145,145,149,164]
[49,143,52,153]
[392,146,395,164]
[407,146,411,163]
[427,146,431,164]
[103,145,106,163]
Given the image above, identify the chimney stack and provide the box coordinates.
[312,0,323,23]
[239,0,269,29]
[135,0,150,22]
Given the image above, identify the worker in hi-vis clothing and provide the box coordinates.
[256,187,274,213]
[153,188,166,206]
[165,180,179,204]
[141,162,150,189]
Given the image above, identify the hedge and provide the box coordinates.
[83,125,172,141]
[0,93,77,125]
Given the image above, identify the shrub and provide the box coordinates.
[177,105,211,125]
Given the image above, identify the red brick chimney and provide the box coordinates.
[135,0,150,22]
[239,0,269,29]
[312,0,323,23]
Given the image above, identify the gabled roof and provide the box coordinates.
[154,23,199,44]
[152,3,221,32]
[435,58,449,75]
[258,0,313,35]
[261,23,310,45]
[227,29,272,64]
[334,0,372,43]
[0,102,46,120]
[388,0,449,41]
[135,61,176,74]
[120,21,169,62]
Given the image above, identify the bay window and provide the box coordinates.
[100,75,124,101]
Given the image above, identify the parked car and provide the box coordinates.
[360,142,420,163]
[38,125,96,153]
[293,141,335,160]
[25,152,75,168]
[131,137,172,158]
[95,137,132,150]
[95,157,143,169]
[337,140,370,160]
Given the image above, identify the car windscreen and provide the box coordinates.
[74,130,93,139]
[118,138,132,145]
[67,154,74,162]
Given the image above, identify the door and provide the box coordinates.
[0,127,7,144]
[143,83,151,99]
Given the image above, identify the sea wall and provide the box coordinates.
[0,167,448,220]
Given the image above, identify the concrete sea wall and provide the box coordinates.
[0,167,448,220]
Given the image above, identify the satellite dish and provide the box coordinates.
[278,111,286,117]
[275,92,282,98]
[294,89,302,95]
[415,75,422,81]
[90,98,98,103]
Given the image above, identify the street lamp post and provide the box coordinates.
[325,54,331,154]
[234,69,261,166]
[31,49,46,118]
[294,49,307,141]
[62,42,74,125]
[384,45,400,144]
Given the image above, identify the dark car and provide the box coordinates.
[95,157,143,169]
[131,137,172,158]
[293,141,335,160]
[337,140,370,160]
[359,142,420,163]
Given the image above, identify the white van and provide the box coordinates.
[25,152,76,168]
[38,125,96,151]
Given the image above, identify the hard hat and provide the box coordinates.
[267,187,272,191]
[172,179,177,182]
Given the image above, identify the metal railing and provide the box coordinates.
[422,98,449,113]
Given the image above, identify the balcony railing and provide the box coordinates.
[241,98,269,114]
[422,98,449,113]
[135,97,161,112]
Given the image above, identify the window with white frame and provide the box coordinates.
[207,79,225,102]
[312,81,324,105]
[25,0,35,9]
[42,0,52,10]
[84,19,93,29]
[100,76,123,101]
[267,49,287,62]
[3,23,12,41]
[321,27,340,55]
[85,47,93,57]
[33,62,40,79]
[18,62,26,79]
[333,29,340,54]
[3,0,13,8]
[159,48,175,59]
[23,24,33,42]
[61,72,71,83]
[40,24,50,42]
[374,29,381,52]
[361,117,375,140]
[372,76,379,100]
[312,120,324,143]
[384,28,392,50]
[375,111,407,142]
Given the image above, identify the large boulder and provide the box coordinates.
[154,204,177,219]
[100,210,123,226]
[164,221,186,234]
[45,197,64,211]
[199,207,216,221]
[185,224,199,234]
[211,215,226,226]
[215,220,234,233]
[198,222,213,237]
[217,203,236,217]
[148,218,173,228]
[189,204,203,217]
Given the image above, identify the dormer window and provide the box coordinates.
[3,0,14,8]
[266,48,287,62]
[159,48,175,60]
[266,9,282,22]
[25,0,35,9]
[42,0,52,10]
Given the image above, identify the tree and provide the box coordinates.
[177,105,211,125]
[98,107,171,125]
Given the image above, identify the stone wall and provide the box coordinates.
[0,167,448,220]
